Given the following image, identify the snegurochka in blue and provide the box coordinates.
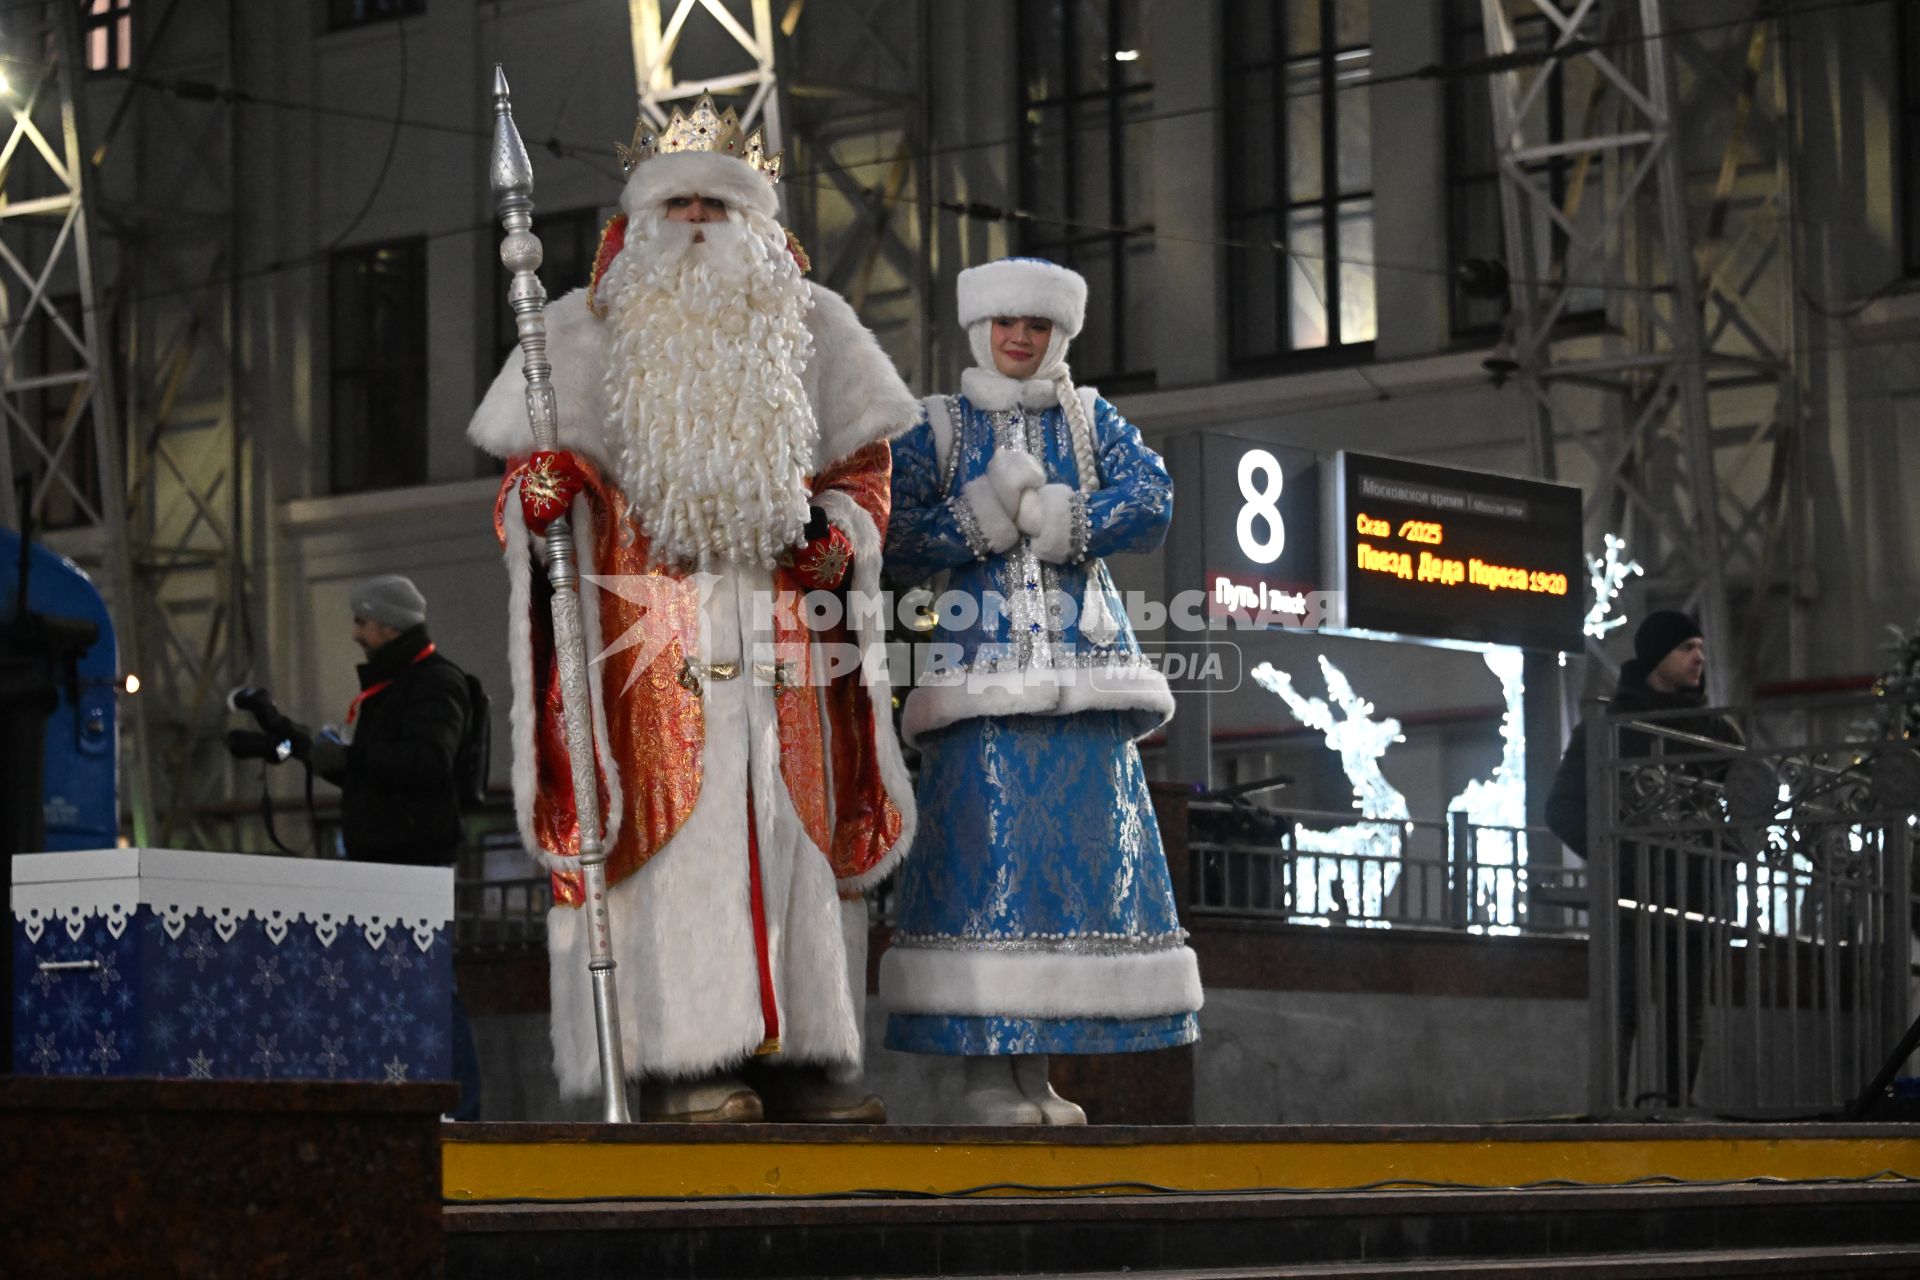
[877,258,1202,1124]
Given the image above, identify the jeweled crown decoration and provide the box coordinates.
[617,93,783,185]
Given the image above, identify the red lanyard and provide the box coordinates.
[347,643,435,725]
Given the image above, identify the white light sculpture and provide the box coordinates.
[1584,532,1642,639]
[1446,647,1528,932]
[1251,658,1408,922]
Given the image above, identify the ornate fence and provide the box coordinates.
[1585,688,1920,1116]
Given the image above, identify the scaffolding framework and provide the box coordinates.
[1482,0,1806,699]
[625,0,938,386]
[0,0,246,845]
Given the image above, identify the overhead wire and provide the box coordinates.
[0,0,1898,346]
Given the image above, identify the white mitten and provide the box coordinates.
[1018,483,1079,564]
[987,449,1047,515]
[958,476,1020,554]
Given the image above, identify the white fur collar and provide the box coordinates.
[469,282,919,474]
[960,366,1060,412]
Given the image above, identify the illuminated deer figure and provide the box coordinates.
[1252,658,1408,920]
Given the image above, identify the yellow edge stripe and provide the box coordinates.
[443,1137,1920,1202]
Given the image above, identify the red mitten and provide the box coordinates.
[519,450,586,534]
[794,521,854,590]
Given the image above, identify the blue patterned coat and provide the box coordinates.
[886,373,1176,747]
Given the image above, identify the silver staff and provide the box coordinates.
[489,65,631,1124]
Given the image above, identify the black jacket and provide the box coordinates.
[1545,662,1743,893]
[322,625,469,866]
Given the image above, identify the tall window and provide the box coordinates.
[1902,2,1920,276]
[1224,0,1374,370]
[327,0,423,31]
[1017,0,1155,388]
[82,0,132,73]
[329,240,427,494]
[490,208,604,372]
[1444,0,1603,336]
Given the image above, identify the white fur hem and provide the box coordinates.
[619,151,778,220]
[958,477,1019,553]
[546,662,860,1090]
[900,662,1174,748]
[879,943,1202,1020]
[810,488,916,893]
[956,259,1087,337]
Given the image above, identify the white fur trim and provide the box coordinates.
[987,448,1045,513]
[500,490,624,876]
[959,366,1063,412]
[618,151,778,221]
[1020,483,1076,563]
[546,621,860,1090]
[798,283,923,464]
[470,288,611,465]
[811,487,917,893]
[879,943,1202,1020]
[922,396,954,485]
[958,477,1019,553]
[956,259,1087,337]
[832,896,871,1085]
[468,281,918,476]
[900,662,1175,748]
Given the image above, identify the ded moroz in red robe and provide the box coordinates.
[469,279,917,1090]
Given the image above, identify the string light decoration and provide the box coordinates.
[1446,647,1528,932]
[1251,658,1409,922]
[1583,532,1643,640]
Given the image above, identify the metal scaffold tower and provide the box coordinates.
[1481,0,1806,700]
[0,0,248,846]
[626,0,938,386]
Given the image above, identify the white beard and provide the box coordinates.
[600,207,818,569]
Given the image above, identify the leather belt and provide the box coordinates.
[677,657,797,695]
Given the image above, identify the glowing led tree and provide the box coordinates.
[1446,647,1527,931]
[1251,658,1408,921]
[1583,533,1643,640]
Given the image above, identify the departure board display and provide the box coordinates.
[1324,451,1585,652]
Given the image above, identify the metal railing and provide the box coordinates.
[1585,687,1920,1117]
[1185,796,1587,936]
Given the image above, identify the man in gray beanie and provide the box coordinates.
[301,574,471,865]
[1546,608,1741,1110]
[298,574,483,1117]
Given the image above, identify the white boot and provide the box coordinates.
[958,1055,1043,1124]
[1014,1053,1087,1125]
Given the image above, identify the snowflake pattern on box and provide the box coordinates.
[11,909,450,1083]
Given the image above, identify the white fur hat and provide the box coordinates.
[956,258,1087,339]
[618,151,779,222]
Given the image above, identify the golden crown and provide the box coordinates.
[616,93,783,185]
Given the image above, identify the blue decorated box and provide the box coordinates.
[11,848,452,1084]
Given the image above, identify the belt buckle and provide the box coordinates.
[753,659,796,694]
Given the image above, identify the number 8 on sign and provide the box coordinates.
[1235,448,1286,565]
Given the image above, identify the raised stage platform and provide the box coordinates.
[442,1121,1920,1277]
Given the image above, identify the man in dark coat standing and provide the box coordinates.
[305,575,481,1118]
[307,575,469,866]
[1547,610,1743,1108]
